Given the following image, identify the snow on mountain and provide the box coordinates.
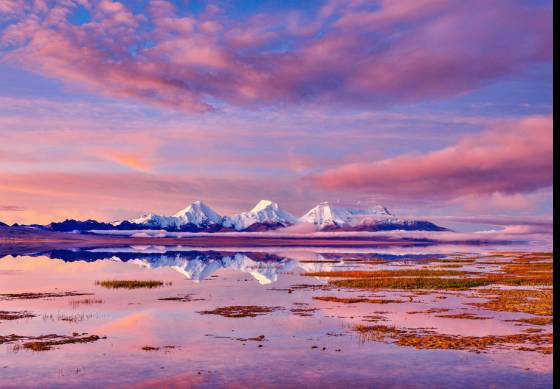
[128,213,179,229]
[299,202,393,230]
[222,200,298,231]
[122,201,222,230]
[173,201,223,226]
[85,199,445,233]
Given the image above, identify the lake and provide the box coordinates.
[0,244,553,388]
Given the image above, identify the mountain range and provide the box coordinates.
[34,199,447,233]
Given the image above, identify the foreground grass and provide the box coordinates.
[472,289,553,316]
[95,280,169,289]
[355,324,552,354]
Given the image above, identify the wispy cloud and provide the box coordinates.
[0,0,551,111]
[314,116,552,204]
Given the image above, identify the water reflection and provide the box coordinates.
[0,246,552,388]
[2,247,444,284]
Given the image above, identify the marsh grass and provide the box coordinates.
[394,332,552,353]
[198,305,283,318]
[313,296,404,304]
[0,291,92,300]
[0,311,35,321]
[331,277,493,290]
[95,280,169,289]
[306,252,552,291]
[407,308,451,315]
[305,269,473,278]
[69,298,104,308]
[42,312,96,323]
[435,313,491,320]
[158,294,204,302]
[1,333,103,351]
[507,317,553,326]
[23,334,101,351]
[354,324,552,354]
[472,289,552,316]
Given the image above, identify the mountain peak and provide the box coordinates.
[251,199,277,213]
[224,200,297,230]
[300,202,393,229]
[173,201,222,225]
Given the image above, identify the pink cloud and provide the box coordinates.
[314,116,553,201]
[0,204,24,211]
[0,0,552,111]
[95,149,153,172]
[0,170,317,224]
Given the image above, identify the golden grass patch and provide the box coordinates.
[95,280,169,289]
[331,277,493,290]
[354,324,552,354]
[313,296,404,304]
[472,289,552,316]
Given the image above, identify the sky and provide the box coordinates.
[0,0,553,230]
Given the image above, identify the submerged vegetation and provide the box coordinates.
[69,298,104,308]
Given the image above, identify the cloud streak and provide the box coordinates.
[0,0,552,111]
[314,116,553,201]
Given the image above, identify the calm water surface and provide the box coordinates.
[0,246,553,388]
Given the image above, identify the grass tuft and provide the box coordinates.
[95,280,169,289]
[198,305,283,318]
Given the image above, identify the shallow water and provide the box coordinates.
[0,246,553,388]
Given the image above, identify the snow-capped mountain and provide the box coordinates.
[44,199,447,233]
[222,200,298,231]
[173,201,223,226]
[299,202,446,232]
[299,202,393,229]
[120,201,223,231]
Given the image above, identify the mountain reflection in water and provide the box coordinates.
[3,247,444,285]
